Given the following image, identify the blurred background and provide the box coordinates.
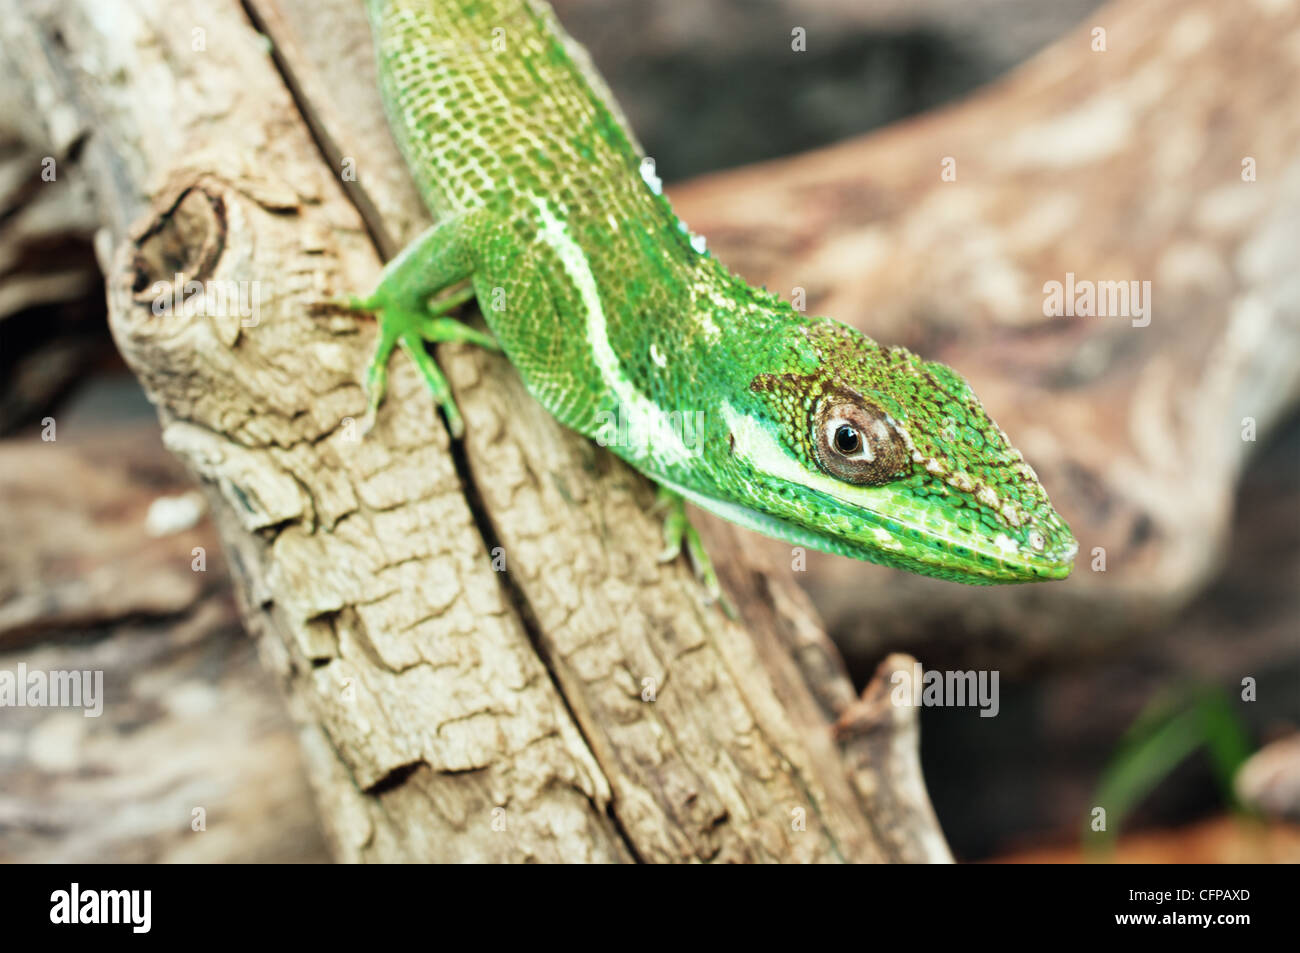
[1,0,1297,862]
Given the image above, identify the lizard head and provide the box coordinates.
[712,317,1076,583]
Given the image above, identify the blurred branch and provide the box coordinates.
[0,47,105,433]
[0,427,329,862]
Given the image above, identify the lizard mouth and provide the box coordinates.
[792,514,1075,584]
[783,509,1075,584]
[661,478,1075,584]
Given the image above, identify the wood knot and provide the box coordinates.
[129,186,227,314]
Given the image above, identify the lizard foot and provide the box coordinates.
[655,486,737,619]
[341,283,497,438]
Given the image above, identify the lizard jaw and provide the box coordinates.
[658,477,1075,585]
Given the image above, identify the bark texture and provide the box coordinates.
[1,0,947,862]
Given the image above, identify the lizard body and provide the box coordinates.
[357,0,1076,584]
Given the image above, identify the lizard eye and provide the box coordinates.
[813,397,908,486]
[833,425,862,455]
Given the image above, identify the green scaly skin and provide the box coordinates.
[355,0,1077,586]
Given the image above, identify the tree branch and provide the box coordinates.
[1,0,946,862]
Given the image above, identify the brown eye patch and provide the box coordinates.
[812,395,908,486]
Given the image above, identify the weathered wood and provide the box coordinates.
[1,0,946,862]
[0,427,330,863]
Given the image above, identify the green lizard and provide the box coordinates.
[350,0,1076,591]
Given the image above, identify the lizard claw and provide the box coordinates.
[654,485,734,616]
[360,405,378,438]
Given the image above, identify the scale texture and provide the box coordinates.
[363,0,1077,583]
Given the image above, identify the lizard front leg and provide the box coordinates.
[342,213,499,436]
[655,486,736,618]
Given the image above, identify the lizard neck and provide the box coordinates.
[368,1,801,490]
